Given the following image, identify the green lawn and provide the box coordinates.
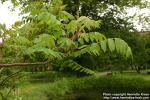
[2,72,150,100]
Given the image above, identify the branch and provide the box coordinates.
[0,60,51,68]
[71,26,80,41]
[0,54,70,68]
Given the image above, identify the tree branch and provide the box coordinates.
[71,26,80,41]
[0,60,51,68]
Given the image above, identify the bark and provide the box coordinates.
[0,60,51,68]
[71,26,80,41]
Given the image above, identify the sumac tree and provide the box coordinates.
[0,0,132,75]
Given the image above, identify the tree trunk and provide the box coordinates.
[135,65,141,73]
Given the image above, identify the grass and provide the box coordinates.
[0,72,150,100]
[3,72,150,100]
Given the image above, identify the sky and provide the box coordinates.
[0,1,150,31]
[0,1,20,28]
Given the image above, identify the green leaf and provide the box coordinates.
[61,60,96,75]
[58,11,74,22]
[100,40,107,52]
[77,16,101,30]
[107,39,115,52]
[57,37,74,48]
[27,47,64,59]
[114,38,122,53]
[15,36,32,46]
[84,35,89,42]
[78,38,84,45]
[66,20,78,33]
[114,38,132,58]
[34,34,55,48]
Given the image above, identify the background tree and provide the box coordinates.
[62,0,150,71]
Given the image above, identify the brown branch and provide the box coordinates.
[71,26,80,41]
[0,60,51,68]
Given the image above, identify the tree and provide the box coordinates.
[129,33,147,72]
[0,0,132,75]
[142,33,150,70]
[62,0,150,72]
[63,0,148,32]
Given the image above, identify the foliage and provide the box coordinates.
[0,0,132,75]
[63,0,149,32]
[61,0,150,72]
